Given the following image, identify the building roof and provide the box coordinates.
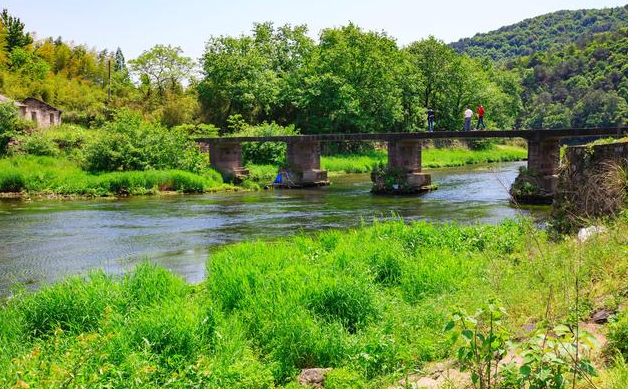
[0,94,26,107]
[21,97,62,113]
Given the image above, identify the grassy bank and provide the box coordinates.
[0,155,230,197]
[1,218,627,388]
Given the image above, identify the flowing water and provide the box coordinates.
[0,161,549,294]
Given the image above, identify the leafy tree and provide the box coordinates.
[297,23,405,134]
[129,44,194,97]
[406,36,455,109]
[198,22,311,126]
[0,9,32,52]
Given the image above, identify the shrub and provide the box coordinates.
[0,170,25,192]
[0,101,30,154]
[229,122,300,165]
[12,133,60,156]
[325,368,367,389]
[608,311,628,360]
[81,109,208,173]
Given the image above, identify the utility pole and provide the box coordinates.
[107,59,111,103]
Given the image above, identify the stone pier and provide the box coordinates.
[278,141,329,187]
[372,140,432,194]
[208,142,249,181]
[511,137,561,204]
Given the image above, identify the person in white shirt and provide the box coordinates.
[463,107,473,131]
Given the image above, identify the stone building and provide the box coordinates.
[0,94,62,128]
[21,97,62,127]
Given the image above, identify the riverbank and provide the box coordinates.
[0,155,233,197]
[247,144,527,182]
[1,217,626,388]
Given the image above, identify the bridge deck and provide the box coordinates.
[196,128,628,144]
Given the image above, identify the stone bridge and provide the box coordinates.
[196,128,628,198]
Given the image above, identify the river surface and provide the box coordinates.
[0,161,549,294]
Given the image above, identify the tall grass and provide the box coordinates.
[0,155,228,196]
[2,218,627,387]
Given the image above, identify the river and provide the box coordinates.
[0,161,549,294]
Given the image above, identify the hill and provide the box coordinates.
[513,27,628,129]
[451,5,628,61]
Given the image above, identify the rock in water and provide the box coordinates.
[298,368,332,388]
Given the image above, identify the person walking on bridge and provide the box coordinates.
[463,106,473,131]
[426,108,435,132]
[476,104,486,130]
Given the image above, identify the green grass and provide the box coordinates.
[321,145,527,174]
[245,145,527,182]
[1,217,627,387]
[0,155,230,196]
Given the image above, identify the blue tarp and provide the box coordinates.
[273,173,282,184]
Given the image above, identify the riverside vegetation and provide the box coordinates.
[2,217,628,388]
[0,103,526,196]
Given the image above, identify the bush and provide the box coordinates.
[0,102,30,154]
[0,170,25,192]
[229,122,300,165]
[12,133,60,156]
[81,110,208,173]
[608,311,628,359]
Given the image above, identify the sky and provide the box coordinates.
[3,0,627,61]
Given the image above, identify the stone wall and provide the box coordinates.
[554,141,628,228]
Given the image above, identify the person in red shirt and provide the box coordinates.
[476,105,486,130]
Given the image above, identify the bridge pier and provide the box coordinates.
[277,141,329,188]
[511,137,560,204]
[208,142,249,181]
[372,140,432,194]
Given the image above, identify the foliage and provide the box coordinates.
[452,6,628,61]
[11,132,59,156]
[81,110,207,173]
[2,217,628,386]
[447,301,509,389]
[0,8,33,52]
[229,122,299,165]
[0,155,225,196]
[514,28,628,129]
[607,311,628,360]
[501,324,599,388]
[129,44,195,98]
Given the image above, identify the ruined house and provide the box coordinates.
[0,94,62,128]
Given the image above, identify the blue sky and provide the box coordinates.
[3,0,627,61]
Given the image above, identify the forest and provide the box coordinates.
[1,6,627,137]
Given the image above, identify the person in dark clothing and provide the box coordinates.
[426,108,435,132]
[476,105,486,130]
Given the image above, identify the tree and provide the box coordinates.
[114,47,126,72]
[129,44,194,97]
[198,22,312,126]
[297,24,405,133]
[0,9,33,52]
[406,37,456,109]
